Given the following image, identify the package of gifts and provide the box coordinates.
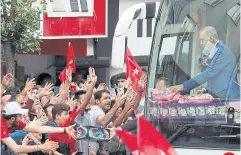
[205,103,216,118]
[149,89,228,121]
[215,102,226,119]
[151,89,180,101]
[168,103,178,119]
[195,104,206,119]
[161,104,169,119]
[186,104,197,119]
[177,103,187,119]
[149,104,160,119]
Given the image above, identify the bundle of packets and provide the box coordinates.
[149,102,227,120]
[150,89,226,120]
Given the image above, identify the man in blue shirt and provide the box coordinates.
[169,26,240,100]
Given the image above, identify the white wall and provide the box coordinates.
[109,0,158,78]
[119,0,158,56]
[15,54,56,80]
[119,0,158,16]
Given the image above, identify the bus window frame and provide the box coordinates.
[156,32,193,86]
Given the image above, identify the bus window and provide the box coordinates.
[157,33,192,88]
[145,0,240,150]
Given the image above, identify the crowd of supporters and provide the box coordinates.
[1,67,147,155]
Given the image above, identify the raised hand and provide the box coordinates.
[37,82,54,98]
[126,89,136,105]
[2,73,13,88]
[89,67,97,85]
[67,95,77,111]
[26,90,34,101]
[124,77,132,89]
[65,124,77,139]
[83,79,91,90]
[138,74,147,91]
[115,94,127,107]
[124,101,135,110]
[50,93,60,105]
[66,67,73,83]
[59,81,70,98]
[25,78,36,91]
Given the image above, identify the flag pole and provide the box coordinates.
[123,36,128,73]
[137,116,140,155]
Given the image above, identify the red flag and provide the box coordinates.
[138,117,178,155]
[116,117,177,155]
[59,68,67,83]
[59,42,76,82]
[66,42,76,73]
[48,108,83,153]
[125,47,146,116]
[125,47,143,92]
[115,130,140,155]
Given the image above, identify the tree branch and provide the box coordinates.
[10,0,17,22]
[2,0,9,21]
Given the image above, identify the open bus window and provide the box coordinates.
[159,36,177,56]
[157,34,192,87]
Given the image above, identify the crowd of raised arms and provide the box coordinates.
[1,67,147,155]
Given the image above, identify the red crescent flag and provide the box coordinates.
[66,42,76,73]
[125,47,146,100]
[125,47,146,117]
[125,47,143,92]
[59,42,76,82]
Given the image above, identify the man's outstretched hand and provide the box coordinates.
[169,84,184,93]
[65,124,77,139]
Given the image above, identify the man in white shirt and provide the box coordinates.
[88,89,126,155]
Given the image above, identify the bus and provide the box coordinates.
[144,0,240,154]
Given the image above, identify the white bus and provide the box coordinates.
[111,0,240,154]
[144,0,240,154]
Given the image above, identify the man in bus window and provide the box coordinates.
[155,77,170,90]
[169,26,240,100]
